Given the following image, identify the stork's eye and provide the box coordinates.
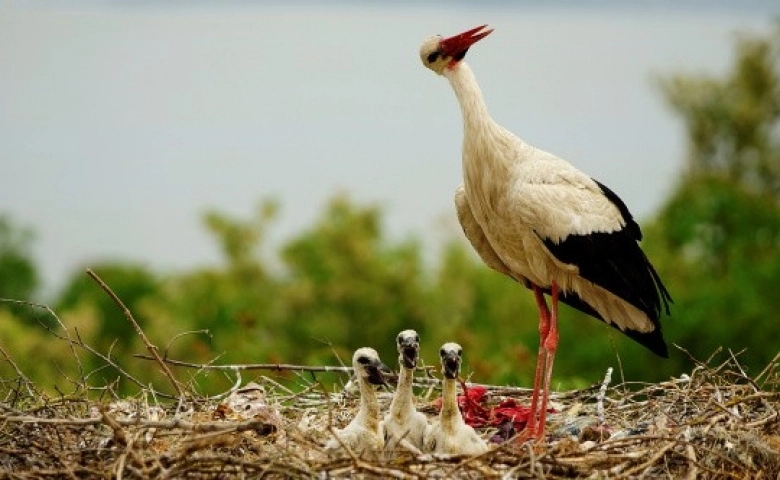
[415,335,420,342]
[458,349,463,357]
[427,51,441,63]
[357,356,371,365]
[439,348,445,357]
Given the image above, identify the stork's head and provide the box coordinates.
[439,342,463,380]
[419,25,493,75]
[396,329,420,370]
[352,347,388,386]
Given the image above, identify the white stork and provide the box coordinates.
[326,348,388,455]
[423,342,489,456]
[382,329,428,453]
[419,25,672,439]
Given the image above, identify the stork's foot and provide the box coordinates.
[578,423,612,443]
[507,428,550,456]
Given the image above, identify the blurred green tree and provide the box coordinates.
[154,200,281,368]
[660,26,780,195]
[647,23,780,375]
[56,263,159,352]
[0,215,38,301]
[278,194,429,366]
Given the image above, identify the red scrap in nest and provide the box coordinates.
[433,380,551,434]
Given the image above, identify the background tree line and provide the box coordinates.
[2,25,779,396]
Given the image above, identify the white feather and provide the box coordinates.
[444,62,655,334]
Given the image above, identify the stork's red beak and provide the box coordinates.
[440,25,493,58]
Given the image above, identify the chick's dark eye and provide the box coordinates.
[357,356,370,365]
[439,348,445,357]
[427,51,441,63]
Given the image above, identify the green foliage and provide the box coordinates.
[658,24,780,195]
[0,308,81,395]
[426,241,531,383]
[50,263,159,390]
[0,215,38,300]
[648,22,780,377]
[644,175,780,375]
[278,194,429,366]
[153,200,281,374]
[56,263,159,350]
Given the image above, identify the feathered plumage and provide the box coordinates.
[420,25,672,438]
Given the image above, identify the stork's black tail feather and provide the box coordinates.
[534,179,673,357]
[534,284,670,358]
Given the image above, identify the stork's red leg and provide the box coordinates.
[536,280,559,438]
[527,284,551,438]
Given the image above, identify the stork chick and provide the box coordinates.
[382,329,428,453]
[326,348,388,455]
[423,342,488,456]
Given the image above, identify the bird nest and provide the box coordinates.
[1,283,780,479]
[2,346,779,479]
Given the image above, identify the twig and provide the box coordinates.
[754,350,780,386]
[684,444,699,480]
[0,341,38,399]
[199,367,242,402]
[163,329,210,358]
[133,355,353,374]
[72,328,175,399]
[99,404,128,447]
[86,269,186,400]
[1,412,275,433]
[18,297,175,399]
[0,298,86,382]
[597,367,612,426]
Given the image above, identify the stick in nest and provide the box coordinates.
[0,341,38,399]
[86,269,186,401]
[132,355,354,374]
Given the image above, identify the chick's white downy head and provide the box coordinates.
[396,329,420,369]
[353,347,387,386]
[439,342,463,380]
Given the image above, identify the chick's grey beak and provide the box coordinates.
[400,342,419,369]
[366,361,389,386]
[402,347,418,368]
[443,354,460,379]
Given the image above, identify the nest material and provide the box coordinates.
[1,290,778,478]
[2,353,779,479]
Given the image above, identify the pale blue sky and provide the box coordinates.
[1,1,778,297]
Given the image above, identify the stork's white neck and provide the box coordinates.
[443,62,492,135]
[356,376,381,432]
[389,363,414,421]
[444,61,525,205]
[440,377,464,433]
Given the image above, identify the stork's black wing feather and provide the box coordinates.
[595,180,642,241]
[535,284,669,357]
[536,179,672,355]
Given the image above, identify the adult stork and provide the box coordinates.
[419,25,672,438]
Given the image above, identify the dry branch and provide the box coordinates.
[86,269,186,400]
[132,355,353,374]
